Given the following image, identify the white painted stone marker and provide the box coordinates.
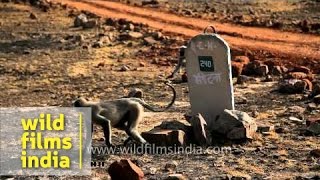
[185,26,234,130]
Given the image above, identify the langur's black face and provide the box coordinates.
[73,99,82,107]
[73,98,86,107]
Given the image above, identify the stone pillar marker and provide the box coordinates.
[185,26,234,129]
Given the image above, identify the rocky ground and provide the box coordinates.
[0,1,319,180]
[125,0,320,34]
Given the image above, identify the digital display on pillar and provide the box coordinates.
[198,56,214,72]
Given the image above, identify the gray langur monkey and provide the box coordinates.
[73,82,176,146]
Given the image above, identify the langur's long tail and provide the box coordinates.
[130,82,176,112]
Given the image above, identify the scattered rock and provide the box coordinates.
[181,72,188,82]
[303,79,313,91]
[182,9,193,16]
[143,36,158,45]
[285,72,314,81]
[257,125,275,133]
[74,34,84,42]
[108,159,144,180]
[210,174,232,179]
[190,113,211,146]
[300,19,310,32]
[275,127,289,134]
[95,62,105,68]
[141,129,187,147]
[105,18,117,26]
[157,120,191,132]
[212,109,257,140]
[287,105,306,114]
[152,31,163,40]
[139,62,145,67]
[270,66,283,76]
[233,56,250,65]
[256,65,269,76]
[236,75,258,84]
[131,159,144,168]
[231,61,244,77]
[120,65,130,72]
[165,174,187,180]
[98,35,111,45]
[235,96,248,104]
[310,84,320,98]
[264,59,281,69]
[29,12,37,19]
[92,41,103,48]
[124,23,135,31]
[278,79,309,94]
[314,95,320,104]
[310,149,320,158]
[306,117,320,135]
[142,0,159,6]
[264,74,274,82]
[288,116,304,124]
[307,103,319,111]
[286,72,307,79]
[83,19,97,29]
[74,14,88,27]
[232,175,252,180]
[293,66,311,74]
[306,117,320,126]
[128,32,144,39]
[307,124,320,135]
[242,60,267,76]
[164,161,178,172]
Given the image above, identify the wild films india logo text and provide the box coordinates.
[0,107,91,176]
[21,113,72,169]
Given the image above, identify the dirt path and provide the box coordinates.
[53,0,320,61]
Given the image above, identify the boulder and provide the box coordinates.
[285,72,308,79]
[231,61,244,77]
[256,64,269,76]
[293,65,311,74]
[190,114,211,146]
[270,66,283,75]
[242,60,267,76]
[108,159,144,180]
[142,129,187,146]
[233,56,250,65]
[156,120,190,132]
[83,19,98,29]
[74,14,88,27]
[212,109,257,140]
[278,79,309,94]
